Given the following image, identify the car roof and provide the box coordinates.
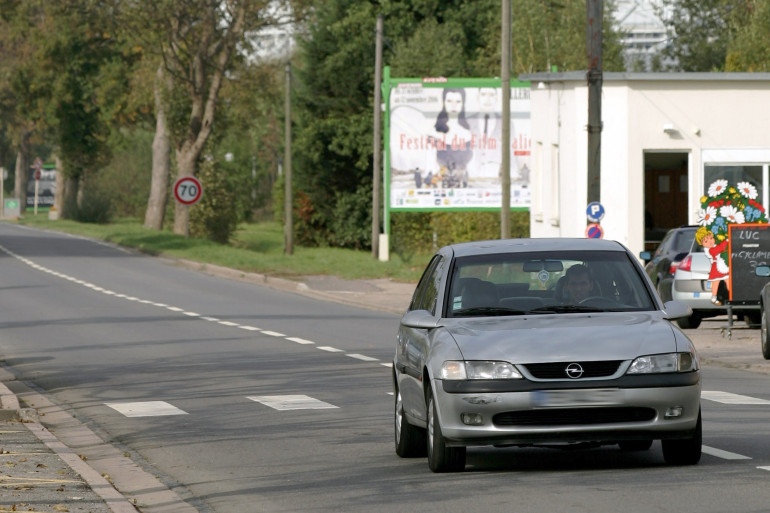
[446,238,627,258]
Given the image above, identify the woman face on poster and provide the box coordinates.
[435,88,470,134]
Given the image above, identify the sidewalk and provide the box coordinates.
[2,267,769,512]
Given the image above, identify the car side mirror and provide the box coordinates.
[639,251,651,262]
[663,300,692,320]
[401,309,442,329]
[756,265,770,278]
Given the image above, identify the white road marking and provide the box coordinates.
[183,312,200,317]
[166,306,184,312]
[702,391,770,405]
[757,467,770,472]
[347,354,379,362]
[105,401,188,417]
[287,337,315,345]
[218,321,239,327]
[238,326,261,331]
[317,346,344,353]
[381,362,393,368]
[261,330,286,337]
[201,316,220,322]
[247,395,337,410]
[702,445,751,460]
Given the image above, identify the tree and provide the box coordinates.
[656,0,735,71]
[117,0,310,235]
[726,0,770,71]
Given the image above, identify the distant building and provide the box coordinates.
[613,0,670,71]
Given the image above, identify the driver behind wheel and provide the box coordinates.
[563,264,595,303]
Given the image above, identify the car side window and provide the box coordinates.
[409,255,445,315]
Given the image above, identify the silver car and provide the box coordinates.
[393,238,701,472]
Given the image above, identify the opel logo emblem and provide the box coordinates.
[565,363,584,379]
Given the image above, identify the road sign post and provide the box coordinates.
[173,176,203,238]
[32,157,43,216]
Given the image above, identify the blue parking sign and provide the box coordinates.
[586,202,605,223]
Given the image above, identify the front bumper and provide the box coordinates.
[432,375,701,447]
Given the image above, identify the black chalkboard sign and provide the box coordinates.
[728,223,770,304]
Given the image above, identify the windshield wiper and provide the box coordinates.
[529,305,605,314]
[452,306,535,317]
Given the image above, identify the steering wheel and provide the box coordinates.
[578,296,618,308]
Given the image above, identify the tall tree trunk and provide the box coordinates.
[64,176,78,218]
[145,64,172,230]
[13,132,29,212]
[172,146,197,235]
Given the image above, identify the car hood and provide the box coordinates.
[443,312,677,363]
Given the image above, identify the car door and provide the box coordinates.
[396,254,447,424]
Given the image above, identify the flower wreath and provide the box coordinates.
[696,180,768,272]
[697,180,768,239]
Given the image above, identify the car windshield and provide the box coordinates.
[446,250,656,317]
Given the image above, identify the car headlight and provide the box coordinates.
[626,352,698,374]
[441,361,523,380]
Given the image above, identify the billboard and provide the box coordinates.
[385,77,531,212]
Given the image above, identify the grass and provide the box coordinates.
[11,213,428,283]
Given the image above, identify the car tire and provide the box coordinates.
[762,309,770,360]
[394,387,426,458]
[661,409,702,465]
[618,439,653,451]
[426,388,465,472]
[676,312,702,330]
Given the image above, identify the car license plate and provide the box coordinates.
[530,389,621,408]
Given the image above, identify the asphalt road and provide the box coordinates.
[4,222,770,513]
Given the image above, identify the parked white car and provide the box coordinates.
[672,240,759,329]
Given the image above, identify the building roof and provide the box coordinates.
[519,72,770,83]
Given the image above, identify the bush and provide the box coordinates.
[70,186,114,224]
[189,159,239,244]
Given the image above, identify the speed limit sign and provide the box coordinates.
[173,176,203,205]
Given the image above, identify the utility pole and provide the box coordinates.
[500,0,512,239]
[587,0,603,205]
[372,15,384,259]
[284,62,294,255]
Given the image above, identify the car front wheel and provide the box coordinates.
[426,388,466,472]
[762,309,770,360]
[661,409,702,465]
[676,311,702,330]
[395,387,426,457]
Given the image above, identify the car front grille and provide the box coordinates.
[522,361,623,379]
[492,407,656,426]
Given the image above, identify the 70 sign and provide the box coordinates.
[173,176,203,205]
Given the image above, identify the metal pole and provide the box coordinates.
[372,15,383,258]
[284,62,294,255]
[500,0,512,239]
[587,0,603,205]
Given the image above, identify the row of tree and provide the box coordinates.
[1,0,767,248]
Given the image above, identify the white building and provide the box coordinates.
[520,71,770,257]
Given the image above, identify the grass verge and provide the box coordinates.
[12,214,427,283]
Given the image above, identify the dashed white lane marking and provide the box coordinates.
[105,401,188,417]
[347,354,379,362]
[0,244,385,369]
[758,466,770,472]
[702,445,751,460]
[702,391,770,405]
[381,362,393,368]
[287,337,314,345]
[247,395,337,410]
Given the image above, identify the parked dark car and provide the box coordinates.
[756,266,770,359]
[640,226,697,303]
